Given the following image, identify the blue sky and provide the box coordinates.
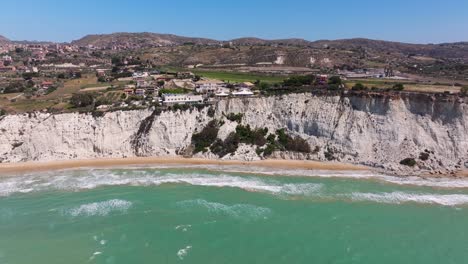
[2,0,467,43]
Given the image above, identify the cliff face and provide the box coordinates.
[0,93,467,175]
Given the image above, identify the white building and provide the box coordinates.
[162,94,203,104]
[214,87,231,97]
[232,88,254,97]
[195,79,225,94]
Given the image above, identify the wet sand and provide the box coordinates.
[0,157,368,176]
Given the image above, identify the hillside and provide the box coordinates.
[72,32,221,48]
[72,33,468,61]
[0,35,11,45]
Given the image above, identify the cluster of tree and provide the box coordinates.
[2,82,26,94]
[352,83,405,91]
[70,93,95,108]
[58,72,82,80]
[283,75,316,87]
[224,113,244,123]
[274,128,311,153]
[191,120,221,153]
[460,86,468,96]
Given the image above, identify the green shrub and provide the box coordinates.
[400,158,417,167]
[207,107,216,118]
[328,76,342,86]
[192,120,220,153]
[352,83,367,91]
[324,147,335,161]
[210,133,240,157]
[392,83,405,91]
[235,125,268,146]
[285,136,311,153]
[225,113,244,123]
[70,93,94,108]
[419,152,430,161]
[283,75,315,87]
[460,86,468,96]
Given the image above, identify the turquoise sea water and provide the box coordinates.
[1,166,468,264]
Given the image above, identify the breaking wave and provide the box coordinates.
[348,192,468,206]
[176,199,272,220]
[0,170,323,197]
[65,199,132,217]
[2,168,468,207]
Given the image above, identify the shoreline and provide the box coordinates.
[0,157,368,176]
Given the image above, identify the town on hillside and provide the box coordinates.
[0,40,467,115]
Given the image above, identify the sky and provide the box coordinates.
[1,0,467,44]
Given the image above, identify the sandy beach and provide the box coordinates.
[0,157,368,176]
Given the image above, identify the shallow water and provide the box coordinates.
[1,166,468,263]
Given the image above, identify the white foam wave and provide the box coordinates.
[177,245,192,260]
[177,199,272,220]
[111,164,468,189]
[0,170,323,197]
[65,199,132,217]
[349,192,468,206]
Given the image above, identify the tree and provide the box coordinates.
[70,93,94,108]
[393,83,405,91]
[328,76,342,86]
[352,83,367,91]
[460,86,468,96]
[257,82,271,90]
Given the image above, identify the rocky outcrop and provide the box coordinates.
[0,93,467,176]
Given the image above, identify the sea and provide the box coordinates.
[1,165,468,264]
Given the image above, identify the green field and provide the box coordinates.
[163,67,286,84]
[193,70,285,83]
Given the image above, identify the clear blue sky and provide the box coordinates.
[2,0,467,43]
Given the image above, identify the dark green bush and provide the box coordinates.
[352,83,367,91]
[236,125,268,146]
[210,133,240,157]
[70,93,94,108]
[392,83,405,91]
[400,158,417,167]
[192,120,220,153]
[419,152,430,161]
[225,113,244,123]
[207,107,216,118]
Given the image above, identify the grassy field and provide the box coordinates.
[345,78,461,93]
[44,75,98,100]
[163,67,286,84]
[193,70,286,83]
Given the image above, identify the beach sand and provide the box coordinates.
[0,157,368,176]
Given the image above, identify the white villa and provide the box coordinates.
[195,79,225,94]
[162,94,203,105]
[232,87,254,97]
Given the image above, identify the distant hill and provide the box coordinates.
[71,33,468,61]
[310,38,468,60]
[72,32,221,48]
[0,35,11,45]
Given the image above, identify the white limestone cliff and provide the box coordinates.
[0,93,466,175]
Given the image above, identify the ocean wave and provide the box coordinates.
[176,199,272,220]
[348,192,468,206]
[177,245,192,260]
[65,199,132,217]
[117,164,468,189]
[0,170,323,197]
